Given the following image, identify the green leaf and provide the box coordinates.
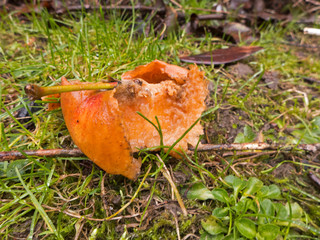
[235,218,256,239]
[242,177,263,196]
[7,159,31,178]
[260,199,275,217]
[187,183,215,200]
[244,125,256,142]
[312,116,320,129]
[290,116,320,144]
[286,202,303,219]
[201,217,228,236]
[212,188,230,203]
[258,186,268,197]
[259,199,275,224]
[224,175,238,187]
[291,129,320,144]
[223,235,245,240]
[234,125,256,143]
[200,232,225,240]
[224,175,247,200]
[275,203,289,219]
[0,162,8,177]
[258,185,281,199]
[233,198,255,214]
[258,224,280,240]
[212,207,229,219]
[234,132,245,143]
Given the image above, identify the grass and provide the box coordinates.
[1,2,320,239]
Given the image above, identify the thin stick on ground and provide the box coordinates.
[0,149,85,161]
[55,5,166,14]
[191,143,320,153]
[170,209,181,240]
[101,173,109,215]
[1,143,319,161]
[156,154,188,216]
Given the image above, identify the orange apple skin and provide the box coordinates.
[60,77,141,180]
[59,60,207,180]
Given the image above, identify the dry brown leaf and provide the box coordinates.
[180,46,263,65]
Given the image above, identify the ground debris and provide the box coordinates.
[263,71,280,89]
[228,63,254,79]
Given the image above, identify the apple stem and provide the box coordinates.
[25,82,119,100]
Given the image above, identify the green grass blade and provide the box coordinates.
[15,167,61,239]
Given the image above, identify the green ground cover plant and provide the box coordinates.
[0,1,320,239]
[187,175,319,239]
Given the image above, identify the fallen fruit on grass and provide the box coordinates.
[60,77,140,179]
[31,60,208,180]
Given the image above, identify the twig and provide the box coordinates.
[309,171,320,189]
[170,209,181,240]
[182,234,200,240]
[74,219,85,240]
[281,41,320,49]
[307,5,320,13]
[1,143,319,162]
[55,5,165,14]
[306,0,320,6]
[192,143,320,153]
[301,76,320,84]
[222,150,277,158]
[156,154,188,216]
[0,149,85,161]
[169,0,182,9]
[197,13,225,20]
[101,173,109,215]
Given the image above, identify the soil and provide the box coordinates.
[204,107,250,144]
